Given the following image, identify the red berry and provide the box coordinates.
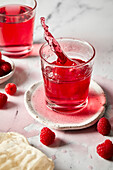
[1,62,11,74]
[97,117,111,135]
[5,83,17,95]
[0,52,2,62]
[0,68,5,77]
[40,127,55,146]
[97,139,113,159]
[0,92,8,108]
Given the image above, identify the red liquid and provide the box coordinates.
[40,17,91,112]
[0,4,35,56]
[42,58,91,112]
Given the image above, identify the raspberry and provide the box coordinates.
[0,68,5,77]
[0,52,2,62]
[0,62,11,74]
[0,93,8,108]
[5,83,17,95]
[40,127,55,146]
[97,117,111,135]
[97,139,113,159]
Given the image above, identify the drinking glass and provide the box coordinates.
[0,0,37,57]
[39,38,95,113]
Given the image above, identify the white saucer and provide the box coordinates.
[24,80,106,130]
[0,56,15,84]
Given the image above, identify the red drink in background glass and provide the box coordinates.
[40,38,95,113]
[0,0,37,57]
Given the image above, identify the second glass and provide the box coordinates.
[0,0,37,57]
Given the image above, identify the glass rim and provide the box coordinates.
[0,0,37,17]
[39,37,96,68]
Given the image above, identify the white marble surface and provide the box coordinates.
[0,0,113,170]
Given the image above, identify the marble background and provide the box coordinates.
[0,0,113,170]
[34,0,113,79]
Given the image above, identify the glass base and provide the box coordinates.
[1,45,33,58]
[46,98,88,114]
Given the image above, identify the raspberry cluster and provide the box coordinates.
[39,116,113,161]
[96,117,113,159]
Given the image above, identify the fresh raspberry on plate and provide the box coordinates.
[0,68,5,77]
[97,117,111,136]
[0,52,2,62]
[40,127,55,146]
[0,62,12,74]
[97,139,113,159]
[0,92,8,108]
[5,83,17,95]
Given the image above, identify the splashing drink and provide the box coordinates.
[40,18,95,113]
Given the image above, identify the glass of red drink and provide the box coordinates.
[0,0,37,57]
[39,38,95,113]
